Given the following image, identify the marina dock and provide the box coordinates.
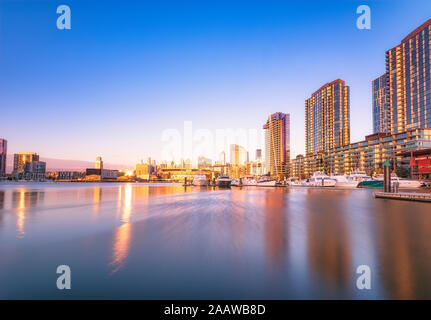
[375,192,431,202]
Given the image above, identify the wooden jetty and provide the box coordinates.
[375,192,431,202]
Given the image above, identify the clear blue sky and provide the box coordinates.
[0,0,430,166]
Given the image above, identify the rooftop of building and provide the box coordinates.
[398,148,431,157]
[402,18,431,43]
[310,79,346,97]
[263,112,289,129]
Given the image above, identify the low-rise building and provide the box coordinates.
[301,128,431,177]
[290,155,305,179]
[85,168,119,180]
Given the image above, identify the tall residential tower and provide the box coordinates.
[230,144,249,166]
[385,18,431,133]
[263,112,290,180]
[0,139,6,178]
[305,79,350,154]
[372,73,390,133]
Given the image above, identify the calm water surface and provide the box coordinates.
[0,182,431,299]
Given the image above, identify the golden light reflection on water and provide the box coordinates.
[92,187,102,217]
[122,184,133,223]
[264,188,286,274]
[110,222,132,274]
[9,189,45,238]
[110,184,134,274]
[16,190,26,238]
[305,190,352,294]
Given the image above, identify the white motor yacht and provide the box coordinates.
[308,172,336,187]
[242,175,257,186]
[256,174,277,187]
[372,173,422,188]
[192,174,208,186]
[230,179,241,187]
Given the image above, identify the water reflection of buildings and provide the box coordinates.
[375,201,431,299]
[264,188,286,273]
[305,190,352,295]
[110,184,133,274]
[109,183,209,274]
[92,187,102,216]
[11,189,45,238]
[0,191,4,226]
[0,191,4,210]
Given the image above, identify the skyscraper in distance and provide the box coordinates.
[256,149,262,160]
[263,112,290,180]
[0,139,6,178]
[13,152,39,172]
[305,79,350,154]
[230,144,248,166]
[95,156,103,169]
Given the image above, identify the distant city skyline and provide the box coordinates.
[1,1,431,166]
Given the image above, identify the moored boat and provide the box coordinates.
[192,174,208,186]
[308,172,336,187]
[358,174,422,189]
[257,174,277,187]
[242,175,257,186]
[332,175,359,188]
[332,171,372,188]
[230,179,241,187]
[216,176,232,188]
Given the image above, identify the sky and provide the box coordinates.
[0,0,430,167]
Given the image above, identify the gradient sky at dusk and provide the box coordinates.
[1,0,430,167]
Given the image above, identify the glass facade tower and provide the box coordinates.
[386,18,431,133]
[372,74,390,133]
[305,79,350,155]
[0,139,6,178]
[263,112,290,180]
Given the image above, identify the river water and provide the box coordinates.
[0,182,430,299]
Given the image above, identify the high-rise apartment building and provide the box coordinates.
[229,144,248,166]
[263,112,290,180]
[197,156,212,169]
[12,152,46,181]
[385,19,431,133]
[13,152,39,172]
[305,79,350,154]
[372,73,390,133]
[255,149,262,160]
[0,139,6,178]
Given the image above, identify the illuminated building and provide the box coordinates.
[302,128,431,177]
[158,168,212,182]
[215,151,226,165]
[248,159,265,177]
[305,79,350,154]
[12,152,46,181]
[135,161,154,180]
[385,19,431,133]
[95,156,103,170]
[290,154,305,179]
[85,168,119,180]
[372,73,390,133]
[0,139,6,178]
[197,156,212,169]
[229,144,248,166]
[13,152,39,172]
[401,148,431,180]
[255,149,262,160]
[263,112,290,180]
